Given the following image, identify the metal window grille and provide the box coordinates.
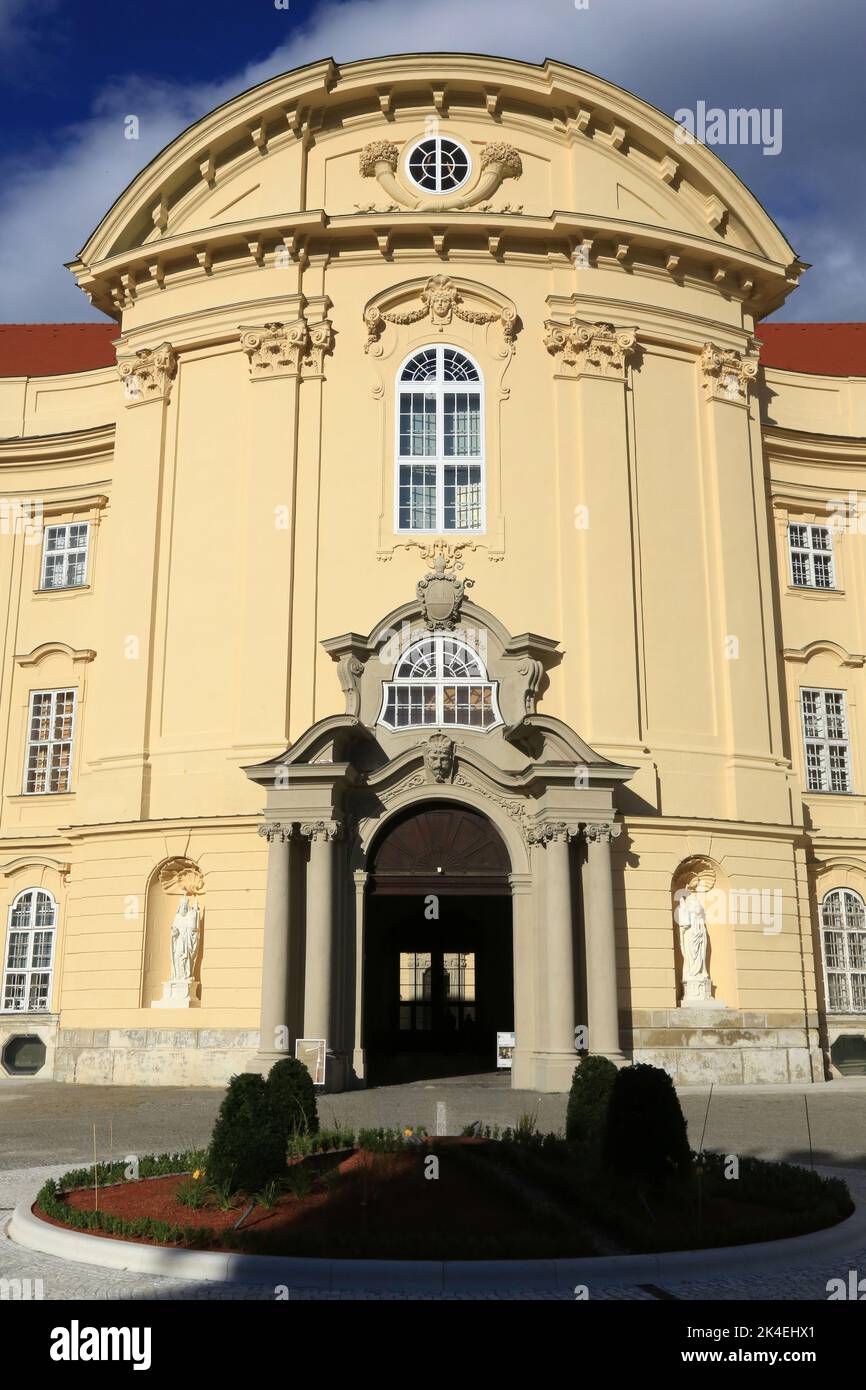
[24,688,75,794]
[801,687,851,793]
[821,889,866,1013]
[788,524,835,589]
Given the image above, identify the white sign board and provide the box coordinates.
[496,1031,515,1070]
[295,1038,327,1086]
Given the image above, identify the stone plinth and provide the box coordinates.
[623,1009,825,1085]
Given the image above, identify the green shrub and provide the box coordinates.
[266,1056,318,1141]
[206,1073,286,1195]
[565,1054,619,1144]
[603,1063,692,1187]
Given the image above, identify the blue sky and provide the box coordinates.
[1,0,862,322]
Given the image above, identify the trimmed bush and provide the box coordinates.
[207,1073,286,1194]
[266,1056,319,1139]
[565,1055,619,1144]
[603,1062,692,1187]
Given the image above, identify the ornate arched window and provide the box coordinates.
[1,888,57,1013]
[821,888,866,1012]
[396,345,484,534]
[379,634,501,731]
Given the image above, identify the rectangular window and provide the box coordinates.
[23,689,76,794]
[788,524,835,590]
[41,523,90,590]
[800,688,852,793]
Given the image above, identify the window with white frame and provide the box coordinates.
[821,888,866,1012]
[405,136,471,194]
[379,634,501,731]
[41,523,90,590]
[1,888,57,1012]
[23,689,76,794]
[788,523,835,589]
[396,346,484,533]
[800,687,852,793]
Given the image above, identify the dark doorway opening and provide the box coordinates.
[363,802,513,1086]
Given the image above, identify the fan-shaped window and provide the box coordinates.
[406,136,471,194]
[821,889,866,1012]
[379,635,501,731]
[1,889,57,1013]
[396,345,484,534]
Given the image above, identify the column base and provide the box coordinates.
[246,1050,293,1078]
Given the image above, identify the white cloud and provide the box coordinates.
[0,0,861,320]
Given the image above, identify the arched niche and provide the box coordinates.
[671,856,737,1009]
[141,858,205,1009]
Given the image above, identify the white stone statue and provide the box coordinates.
[676,879,714,1004]
[169,895,200,983]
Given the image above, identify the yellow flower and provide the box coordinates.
[403,1127,414,1138]
[193,1169,202,1180]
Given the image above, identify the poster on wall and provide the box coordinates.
[496,1031,515,1069]
[295,1038,327,1086]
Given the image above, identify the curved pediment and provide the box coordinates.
[70,54,800,321]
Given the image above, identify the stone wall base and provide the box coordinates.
[624,1008,826,1085]
[53,1028,260,1086]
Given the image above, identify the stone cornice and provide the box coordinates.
[74,208,799,322]
[0,424,115,469]
[764,427,866,466]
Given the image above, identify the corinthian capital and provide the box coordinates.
[699,342,759,401]
[240,319,309,379]
[117,342,177,405]
[526,821,577,846]
[543,318,637,378]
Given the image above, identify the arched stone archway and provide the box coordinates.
[364,801,513,1084]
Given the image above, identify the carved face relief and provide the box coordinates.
[425,734,455,784]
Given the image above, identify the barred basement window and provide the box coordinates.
[379,635,501,731]
[800,687,852,793]
[396,346,484,533]
[1,889,57,1013]
[788,524,835,589]
[405,136,471,194]
[41,523,90,590]
[24,689,76,794]
[821,889,866,1012]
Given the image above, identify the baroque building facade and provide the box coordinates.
[1,53,865,1091]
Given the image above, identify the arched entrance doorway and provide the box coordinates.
[363,802,513,1085]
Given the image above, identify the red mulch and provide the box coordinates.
[38,1144,527,1255]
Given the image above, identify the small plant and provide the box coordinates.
[175,1175,209,1210]
[514,1107,539,1141]
[210,1178,237,1212]
[284,1165,315,1199]
[254,1179,282,1210]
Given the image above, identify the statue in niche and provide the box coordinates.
[674,865,723,1007]
[169,895,201,983]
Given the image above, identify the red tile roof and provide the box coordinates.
[757,323,866,377]
[0,324,117,377]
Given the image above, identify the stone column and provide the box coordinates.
[544,825,578,1056]
[249,822,293,1073]
[508,873,535,1091]
[583,822,625,1061]
[352,869,367,1083]
[301,819,345,1088]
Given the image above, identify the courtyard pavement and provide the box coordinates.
[2,1073,865,1299]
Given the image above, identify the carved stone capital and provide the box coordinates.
[300,820,343,843]
[543,319,637,378]
[258,822,293,844]
[526,821,577,846]
[584,822,622,845]
[117,342,177,405]
[699,342,759,401]
[240,319,309,379]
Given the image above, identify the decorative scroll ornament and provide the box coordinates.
[543,319,637,377]
[425,733,455,784]
[158,858,205,896]
[364,275,516,354]
[359,140,522,211]
[525,821,578,845]
[699,343,759,401]
[299,820,343,842]
[584,822,623,845]
[240,318,334,379]
[257,822,294,844]
[117,342,177,405]
[416,553,475,630]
